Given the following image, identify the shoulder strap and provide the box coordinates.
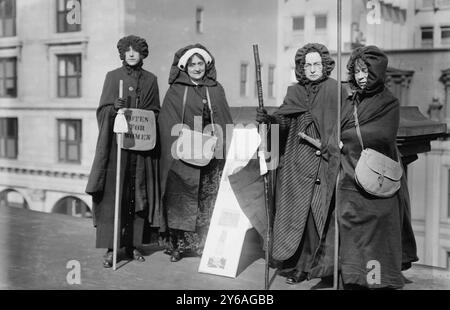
[205,87,215,135]
[181,86,188,124]
[353,104,365,150]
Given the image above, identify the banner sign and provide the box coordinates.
[198,127,261,278]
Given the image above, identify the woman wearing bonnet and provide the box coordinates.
[85,35,163,268]
[159,43,233,262]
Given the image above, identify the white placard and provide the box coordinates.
[198,127,261,278]
[120,109,156,151]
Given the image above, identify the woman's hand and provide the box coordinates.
[256,107,273,124]
[114,98,127,110]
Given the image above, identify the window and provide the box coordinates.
[0,117,17,159]
[292,16,304,31]
[0,0,15,37]
[58,119,81,163]
[52,197,91,218]
[315,14,327,30]
[196,7,203,34]
[240,63,248,97]
[441,26,450,45]
[0,57,16,97]
[57,0,81,32]
[268,65,275,98]
[57,54,81,97]
[421,26,434,48]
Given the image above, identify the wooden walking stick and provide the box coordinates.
[112,79,128,270]
[253,44,272,290]
[334,0,343,289]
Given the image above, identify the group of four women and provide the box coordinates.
[85,35,417,289]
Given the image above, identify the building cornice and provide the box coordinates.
[0,164,89,179]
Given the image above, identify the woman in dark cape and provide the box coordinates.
[159,43,233,262]
[338,45,418,289]
[85,35,164,268]
[257,43,343,284]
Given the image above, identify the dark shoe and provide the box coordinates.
[163,248,172,256]
[126,247,145,262]
[286,270,307,285]
[170,249,182,262]
[103,250,113,268]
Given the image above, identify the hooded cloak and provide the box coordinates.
[338,45,418,288]
[270,44,343,279]
[159,43,233,232]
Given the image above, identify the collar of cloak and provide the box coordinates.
[341,87,398,133]
[97,65,158,111]
[276,78,340,149]
[168,43,217,87]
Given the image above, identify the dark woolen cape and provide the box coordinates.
[159,44,233,231]
[269,44,342,274]
[85,66,164,248]
[338,45,418,288]
[271,79,341,264]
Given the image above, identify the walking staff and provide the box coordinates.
[112,80,128,270]
[253,44,272,290]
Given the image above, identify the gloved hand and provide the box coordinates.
[256,107,273,124]
[114,97,127,111]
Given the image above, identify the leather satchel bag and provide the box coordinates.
[175,86,218,167]
[353,104,402,198]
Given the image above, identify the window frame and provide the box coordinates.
[292,16,305,32]
[315,13,327,31]
[0,117,18,159]
[0,57,17,98]
[240,63,249,97]
[0,0,16,37]
[57,119,82,163]
[56,0,81,33]
[441,25,450,45]
[196,7,204,34]
[57,54,82,98]
[421,26,434,48]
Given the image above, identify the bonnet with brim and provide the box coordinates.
[168,43,217,86]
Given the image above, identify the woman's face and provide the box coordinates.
[355,60,369,90]
[304,52,323,81]
[125,46,141,66]
[187,54,206,81]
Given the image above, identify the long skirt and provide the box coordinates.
[165,158,223,255]
[337,188,404,289]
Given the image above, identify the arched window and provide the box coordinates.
[52,196,92,218]
[0,189,29,209]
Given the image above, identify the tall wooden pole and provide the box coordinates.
[113,80,124,270]
[334,0,342,290]
[253,44,271,290]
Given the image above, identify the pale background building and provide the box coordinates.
[0,0,450,269]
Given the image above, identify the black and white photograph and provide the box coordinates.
[1,0,450,294]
